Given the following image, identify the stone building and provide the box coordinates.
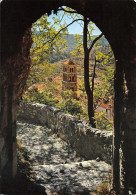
[96,100,113,120]
[62,59,77,98]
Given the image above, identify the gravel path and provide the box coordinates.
[17,121,111,194]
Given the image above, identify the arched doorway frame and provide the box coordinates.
[1,0,136,194]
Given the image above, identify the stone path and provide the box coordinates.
[17,121,111,194]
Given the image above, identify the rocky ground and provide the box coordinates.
[17,121,111,195]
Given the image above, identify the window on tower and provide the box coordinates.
[69,76,71,81]
[64,75,67,81]
[72,76,75,81]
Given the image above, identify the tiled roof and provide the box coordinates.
[97,100,113,109]
[64,59,76,65]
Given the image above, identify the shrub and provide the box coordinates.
[23,88,58,107]
[57,98,83,115]
[94,111,113,130]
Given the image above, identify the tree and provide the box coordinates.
[57,7,104,127]
[24,13,68,90]
[94,111,113,131]
[94,66,114,106]
[92,44,114,108]
[24,7,114,128]
[83,16,103,127]
[23,86,59,106]
[57,90,81,115]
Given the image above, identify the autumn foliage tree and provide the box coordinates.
[24,13,68,90]
[24,7,114,129]
[56,7,104,127]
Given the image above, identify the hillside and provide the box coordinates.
[63,34,109,52]
[33,32,109,64]
[47,34,110,68]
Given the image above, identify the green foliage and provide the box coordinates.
[78,78,85,92]
[25,13,69,90]
[94,66,114,104]
[57,90,83,115]
[70,22,103,57]
[94,111,113,130]
[96,45,114,66]
[57,98,82,115]
[70,34,83,55]
[47,51,71,63]
[26,61,55,89]
[31,14,68,55]
[23,87,59,107]
[24,7,114,130]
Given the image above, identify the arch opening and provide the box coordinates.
[23,7,115,131]
[18,7,115,194]
[1,1,136,194]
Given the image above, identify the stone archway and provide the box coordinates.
[1,0,136,193]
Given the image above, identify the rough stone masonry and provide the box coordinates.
[17,120,111,194]
[17,101,112,164]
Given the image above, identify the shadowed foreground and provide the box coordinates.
[17,121,111,194]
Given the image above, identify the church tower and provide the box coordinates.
[62,59,77,98]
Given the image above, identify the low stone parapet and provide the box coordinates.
[17,101,112,164]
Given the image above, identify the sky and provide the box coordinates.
[48,10,101,36]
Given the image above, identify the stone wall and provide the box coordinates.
[17,101,112,164]
[0,28,32,186]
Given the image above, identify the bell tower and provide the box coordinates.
[62,59,77,97]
